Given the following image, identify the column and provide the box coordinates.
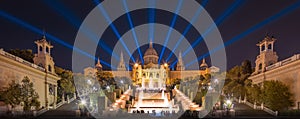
[271,43,274,51]
[259,45,262,53]
[264,42,267,51]
[53,85,57,109]
[45,82,49,110]
[62,94,65,103]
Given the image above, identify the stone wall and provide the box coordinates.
[249,56,300,109]
[0,49,60,109]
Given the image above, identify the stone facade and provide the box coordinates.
[0,37,60,110]
[249,35,300,109]
[84,42,218,84]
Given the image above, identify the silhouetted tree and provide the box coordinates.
[8,49,34,63]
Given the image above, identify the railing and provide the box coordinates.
[244,101,254,108]
[234,98,278,116]
[56,101,65,108]
[263,106,278,116]
[266,54,300,71]
[0,48,46,72]
[36,108,48,116]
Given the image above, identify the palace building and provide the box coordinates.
[249,35,300,109]
[84,42,219,84]
[0,36,60,110]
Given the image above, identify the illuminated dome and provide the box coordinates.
[143,42,159,65]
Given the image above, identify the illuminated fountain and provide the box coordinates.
[128,42,179,114]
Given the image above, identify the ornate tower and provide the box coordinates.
[200,58,210,75]
[176,52,185,71]
[33,36,56,74]
[95,57,102,71]
[254,35,278,74]
[117,52,126,71]
[200,58,208,70]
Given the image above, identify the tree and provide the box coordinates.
[1,80,22,111]
[8,49,34,63]
[97,71,114,88]
[20,76,40,111]
[246,84,262,103]
[1,77,40,112]
[97,71,113,80]
[241,60,253,75]
[55,66,75,99]
[223,60,253,98]
[262,80,294,111]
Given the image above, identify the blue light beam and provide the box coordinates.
[184,1,300,68]
[182,0,244,57]
[43,0,120,61]
[0,10,116,69]
[122,0,144,64]
[148,0,156,43]
[158,0,183,64]
[166,0,209,62]
[94,0,136,63]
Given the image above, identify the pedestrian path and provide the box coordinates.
[38,100,85,118]
[233,101,273,118]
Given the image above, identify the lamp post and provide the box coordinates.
[134,63,139,68]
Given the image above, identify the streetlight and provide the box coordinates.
[226,99,231,106]
[225,99,233,116]
[134,63,139,68]
[164,63,168,67]
[81,100,86,105]
[87,79,92,85]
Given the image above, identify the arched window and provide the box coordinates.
[261,45,265,51]
[268,44,272,50]
[39,46,43,52]
[49,84,54,95]
[48,65,52,72]
[259,63,263,70]
[46,46,49,53]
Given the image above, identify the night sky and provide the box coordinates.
[1,0,300,71]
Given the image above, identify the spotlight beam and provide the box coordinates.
[166,0,209,62]
[43,0,120,61]
[0,10,117,69]
[184,1,300,68]
[170,0,244,68]
[122,0,144,64]
[94,0,136,63]
[158,0,183,64]
[182,0,244,57]
[148,0,156,43]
